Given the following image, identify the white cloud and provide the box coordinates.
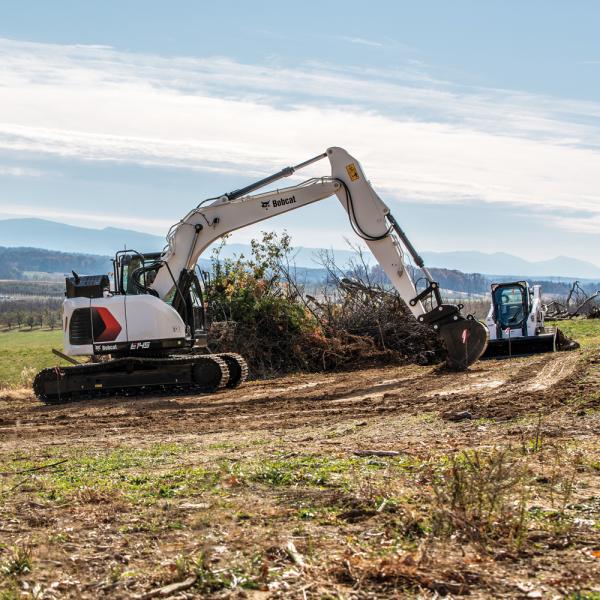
[337,36,383,48]
[0,202,170,233]
[543,214,600,236]
[0,165,45,177]
[0,37,600,233]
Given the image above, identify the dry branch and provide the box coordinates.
[0,458,68,477]
[137,576,197,599]
[353,450,401,457]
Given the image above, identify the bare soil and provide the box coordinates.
[1,349,599,599]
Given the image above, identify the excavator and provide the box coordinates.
[33,147,489,403]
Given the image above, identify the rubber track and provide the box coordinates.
[33,354,230,405]
[213,353,249,388]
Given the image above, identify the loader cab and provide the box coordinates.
[113,250,207,347]
[491,282,531,332]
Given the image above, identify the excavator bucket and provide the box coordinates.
[482,329,557,359]
[438,318,489,370]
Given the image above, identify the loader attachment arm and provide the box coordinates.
[151,147,488,369]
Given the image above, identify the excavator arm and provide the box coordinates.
[150,147,488,369]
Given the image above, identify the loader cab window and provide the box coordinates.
[493,286,527,329]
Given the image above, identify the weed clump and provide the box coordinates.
[0,546,32,578]
[430,448,530,547]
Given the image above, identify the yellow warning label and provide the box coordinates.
[346,163,359,181]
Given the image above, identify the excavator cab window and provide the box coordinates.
[123,256,143,295]
[115,251,161,295]
[493,285,527,329]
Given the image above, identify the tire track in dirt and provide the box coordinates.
[0,351,587,446]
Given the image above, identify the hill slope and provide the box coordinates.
[1,218,600,278]
[0,246,112,280]
[0,218,164,255]
[421,250,600,279]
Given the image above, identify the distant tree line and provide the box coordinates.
[2,244,599,299]
[362,264,490,295]
[0,280,64,297]
[0,246,112,280]
[529,279,600,296]
[349,263,599,298]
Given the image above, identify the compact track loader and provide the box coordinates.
[483,281,558,357]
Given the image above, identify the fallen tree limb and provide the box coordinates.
[353,450,401,457]
[286,540,306,569]
[137,576,197,599]
[0,458,68,477]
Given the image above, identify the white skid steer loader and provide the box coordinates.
[483,281,564,357]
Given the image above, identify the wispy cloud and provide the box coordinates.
[0,202,170,232]
[0,165,45,177]
[337,36,383,48]
[0,37,600,233]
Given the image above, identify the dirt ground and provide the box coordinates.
[1,349,599,598]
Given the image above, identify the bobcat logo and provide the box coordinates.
[261,200,270,209]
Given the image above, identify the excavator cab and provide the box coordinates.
[114,251,160,296]
[114,250,208,347]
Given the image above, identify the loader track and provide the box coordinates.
[32,353,242,405]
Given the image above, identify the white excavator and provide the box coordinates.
[33,147,489,403]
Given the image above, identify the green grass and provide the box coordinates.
[0,444,216,504]
[0,547,32,577]
[248,453,418,492]
[0,328,66,387]
[549,318,600,348]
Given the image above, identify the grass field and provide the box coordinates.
[0,328,66,387]
[549,318,600,347]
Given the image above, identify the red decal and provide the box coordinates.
[95,307,122,341]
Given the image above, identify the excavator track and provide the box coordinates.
[213,353,248,388]
[33,354,230,405]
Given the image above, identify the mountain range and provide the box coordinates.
[1,217,599,279]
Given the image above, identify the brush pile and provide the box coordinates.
[206,234,443,379]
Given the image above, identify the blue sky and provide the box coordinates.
[0,1,599,262]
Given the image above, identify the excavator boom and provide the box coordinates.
[151,147,488,369]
